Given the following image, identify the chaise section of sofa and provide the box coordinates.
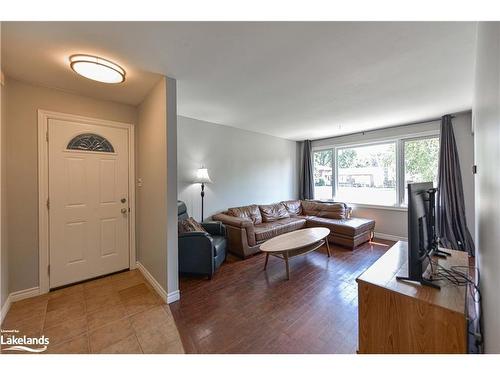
[212,200,375,258]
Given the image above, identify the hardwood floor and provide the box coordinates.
[170,238,395,354]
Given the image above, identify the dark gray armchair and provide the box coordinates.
[178,201,227,279]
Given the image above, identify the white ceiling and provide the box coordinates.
[2,22,476,140]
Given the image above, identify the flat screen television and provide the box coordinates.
[397,182,443,289]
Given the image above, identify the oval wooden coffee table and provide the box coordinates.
[260,227,331,280]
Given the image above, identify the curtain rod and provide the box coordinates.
[309,110,470,143]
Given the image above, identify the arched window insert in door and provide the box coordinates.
[67,133,115,153]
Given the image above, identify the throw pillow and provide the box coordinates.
[259,203,290,222]
[281,200,302,216]
[318,203,347,220]
[227,204,263,224]
[178,217,207,234]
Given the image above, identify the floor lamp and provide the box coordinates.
[194,167,212,222]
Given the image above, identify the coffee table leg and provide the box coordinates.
[325,236,331,257]
[264,253,269,270]
[284,251,290,280]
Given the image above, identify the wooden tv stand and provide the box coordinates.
[356,240,469,354]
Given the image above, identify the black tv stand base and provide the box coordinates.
[396,275,441,290]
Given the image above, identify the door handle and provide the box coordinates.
[121,208,128,214]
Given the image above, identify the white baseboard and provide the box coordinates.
[1,286,41,324]
[1,295,12,324]
[136,261,168,303]
[9,287,40,302]
[374,232,407,242]
[167,290,180,304]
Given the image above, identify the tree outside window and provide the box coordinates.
[403,137,440,203]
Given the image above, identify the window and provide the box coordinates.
[67,133,115,153]
[313,149,333,200]
[403,136,440,204]
[313,134,440,208]
[337,142,397,206]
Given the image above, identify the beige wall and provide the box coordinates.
[4,78,137,293]
[473,22,500,353]
[1,76,7,311]
[1,74,7,311]
[312,112,474,240]
[136,76,178,296]
[165,78,178,297]
[1,22,9,312]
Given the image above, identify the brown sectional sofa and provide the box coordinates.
[212,200,375,258]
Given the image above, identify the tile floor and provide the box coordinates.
[1,269,185,354]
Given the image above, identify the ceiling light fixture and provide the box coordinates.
[69,54,126,84]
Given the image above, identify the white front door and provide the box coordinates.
[48,119,130,288]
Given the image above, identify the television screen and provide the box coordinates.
[397,182,440,289]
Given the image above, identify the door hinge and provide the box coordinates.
[46,132,49,142]
[48,265,50,276]
[46,198,50,209]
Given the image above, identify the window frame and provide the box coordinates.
[312,147,335,200]
[311,130,440,210]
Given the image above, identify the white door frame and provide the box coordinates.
[38,110,136,294]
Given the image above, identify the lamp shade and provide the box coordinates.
[194,168,212,184]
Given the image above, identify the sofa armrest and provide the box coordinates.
[178,232,215,277]
[179,231,212,239]
[212,213,256,251]
[212,213,254,228]
[201,221,226,236]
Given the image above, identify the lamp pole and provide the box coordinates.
[200,182,205,222]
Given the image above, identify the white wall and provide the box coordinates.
[473,22,500,353]
[312,112,475,240]
[178,116,299,220]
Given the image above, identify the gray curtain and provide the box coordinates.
[300,140,314,200]
[437,115,475,256]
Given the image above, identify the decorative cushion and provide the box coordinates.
[281,200,303,216]
[178,217,207,234]
[259,203,290,222]
[318,203,347,220]
[227,204,263,224]
[302,200,349,219]
[301,200,322,216]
